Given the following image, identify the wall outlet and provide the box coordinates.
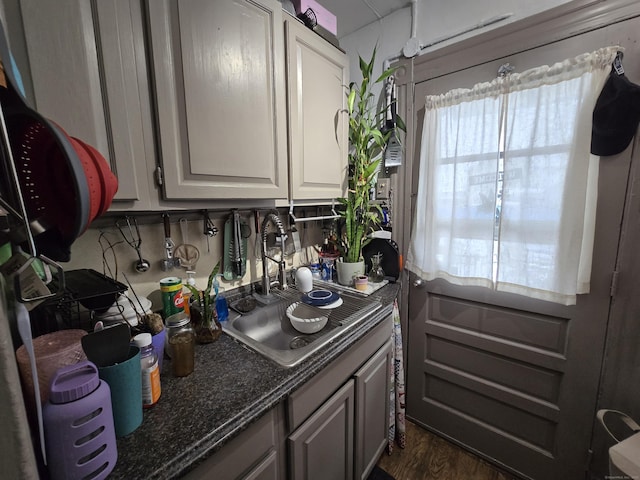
[376,179,390,199]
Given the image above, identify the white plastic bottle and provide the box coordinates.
[133,333,161,408]
[183,270,198,317]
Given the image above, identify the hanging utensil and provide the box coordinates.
[116,216,150,273]
[233,210,243,277]
[174,218,200,269]
[253,210,261,259]
[384,75,403,168]
[223,212,250,280]
[161,214,180,271]
[202,210,218,253]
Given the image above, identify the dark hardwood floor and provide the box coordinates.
[376,420,519,480]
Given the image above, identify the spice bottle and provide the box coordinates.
[132,333,161,408]
[165,313,195,377]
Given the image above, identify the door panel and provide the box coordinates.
[406,16,639,480]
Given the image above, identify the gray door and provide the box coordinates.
[406,17,639,480]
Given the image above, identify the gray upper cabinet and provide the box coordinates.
[18,0,157,210]
[12,0,347,209]
[146,0,289,200]
[284,17,348,201]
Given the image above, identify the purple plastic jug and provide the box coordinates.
[43,360,117,480]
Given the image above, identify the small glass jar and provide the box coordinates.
[165,312,195,377]
[368,253,385,283]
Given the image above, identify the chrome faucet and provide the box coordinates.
[261,212,288,296]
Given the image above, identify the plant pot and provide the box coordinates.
[335,259,365,287]
[189,304,222,344]
[194,323,222,344]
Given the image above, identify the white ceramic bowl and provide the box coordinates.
[286,302,328,334]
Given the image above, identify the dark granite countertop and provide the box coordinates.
[109,282,400,479]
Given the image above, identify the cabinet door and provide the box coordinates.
[146,0,288,200]
[19,0,156,209]
[289,379,354,480]
[285,18,348,200]
[354,341,392,480]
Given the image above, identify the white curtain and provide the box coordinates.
[406,47,620,305]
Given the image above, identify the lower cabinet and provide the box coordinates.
[289,380,355,480]
[354,342,393,480]
[183,313,392,480]
[287,314,392,480]
[183,407,285,480]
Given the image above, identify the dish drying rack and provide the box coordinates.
[271,287,382,329]
[27,269,128,337]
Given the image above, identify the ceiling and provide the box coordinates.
[315,0,408,38]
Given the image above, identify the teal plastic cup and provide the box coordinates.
[98,346,142,437]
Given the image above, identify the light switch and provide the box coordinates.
[376,179,390,199]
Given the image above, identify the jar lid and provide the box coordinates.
[165,311,190,328]
[133,332,152,348]
[48,360,100,404]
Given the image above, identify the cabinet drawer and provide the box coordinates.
[287,314,392,431]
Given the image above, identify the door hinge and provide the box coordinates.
[154,166,163,186]
[610,270,619,297]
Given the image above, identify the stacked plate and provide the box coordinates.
[301,289,343,309]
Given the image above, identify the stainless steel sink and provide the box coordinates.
[221,286,382,367]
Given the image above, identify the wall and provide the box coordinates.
[339,0,571,99]
[63,213,323,310]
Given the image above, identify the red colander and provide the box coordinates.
[67,136,118,228]
[6,111,118,260]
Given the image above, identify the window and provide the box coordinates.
[406,47,619,305]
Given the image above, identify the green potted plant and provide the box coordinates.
[185,259,223,343]
[335,47,396,286]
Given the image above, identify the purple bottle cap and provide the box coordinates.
[48,360,100,404]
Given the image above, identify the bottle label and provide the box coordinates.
[161,277,185,317]
[141,363,161,407]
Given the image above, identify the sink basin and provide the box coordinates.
[222,287,382,367]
